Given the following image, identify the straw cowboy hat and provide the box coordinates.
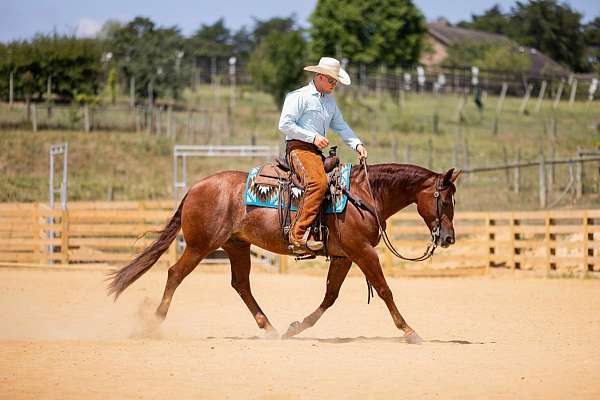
[304,57,351,86]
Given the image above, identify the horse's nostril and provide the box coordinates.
[445,236,454,245]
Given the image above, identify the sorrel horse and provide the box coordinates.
[108,163,460,344]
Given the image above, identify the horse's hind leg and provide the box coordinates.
[223,242,277,336]
[283,257,352,338]
[155,246,206,319]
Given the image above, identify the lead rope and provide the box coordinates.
[361,160,438,262]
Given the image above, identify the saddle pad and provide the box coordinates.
[244,163,352,214]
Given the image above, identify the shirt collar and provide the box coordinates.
[308,80,326,97]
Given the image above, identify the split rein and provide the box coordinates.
[361,160,441,263]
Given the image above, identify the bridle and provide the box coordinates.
[362,161,451,262]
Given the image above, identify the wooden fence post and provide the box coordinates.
[583,210,589,275]
[61,209,69,264]
[514,149,521,193]
[486,215,494,273]
[427,138,433,169]
[535,80,547,113]
[539,153,547,208]
[496,82,508,114]
[586,214,595,272]
[31,103,37,132]
[553,79,564,110]
[9,71,14,108]
[279,255,287,274]
[569,79,578,107]
[503,146,509,184]
[84,104,90,132]
[404,144,411,164]
[544,213,551,275]
[519,84,533,114]
[167,105,173,137]
[510,213,517,270]
[575,151,583,199]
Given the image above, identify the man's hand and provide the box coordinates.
[357,144,368,160]
[313,134,329,149]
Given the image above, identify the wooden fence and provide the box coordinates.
[0,201,598,274]
[383,208,599,274]
[0,201,279,269]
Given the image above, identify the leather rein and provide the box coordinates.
[361,160,446,262]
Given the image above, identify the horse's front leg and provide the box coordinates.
[353,246,422,344]
[282,257,352,338]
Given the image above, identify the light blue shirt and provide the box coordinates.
[278,80,362,150]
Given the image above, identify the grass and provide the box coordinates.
[0,84,599,209]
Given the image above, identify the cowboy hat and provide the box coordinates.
[304,57,351,86]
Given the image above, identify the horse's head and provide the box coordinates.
[416,168,461,248]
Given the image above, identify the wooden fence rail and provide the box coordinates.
[0,202,598,274]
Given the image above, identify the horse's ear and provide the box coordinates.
[443,168,462,185]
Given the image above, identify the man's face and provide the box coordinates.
[315,73,338,94]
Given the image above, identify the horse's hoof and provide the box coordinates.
[282,321,302,339]
[404,330,423,344]
[263,328,280,340]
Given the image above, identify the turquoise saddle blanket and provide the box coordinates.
[244,163,352,214]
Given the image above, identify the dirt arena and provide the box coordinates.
[1,266,599,399]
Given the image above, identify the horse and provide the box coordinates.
[108,163,460,344]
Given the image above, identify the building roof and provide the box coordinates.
[427,20,569,76]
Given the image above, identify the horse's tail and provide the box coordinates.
[107,193,188,300]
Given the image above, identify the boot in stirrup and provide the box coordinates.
[289,230,323,254]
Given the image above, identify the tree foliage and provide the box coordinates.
[310,0,426,67]
[247,30,307,107]
[0,34,104,102]
[458,1,590,72]
[109,17,187,102]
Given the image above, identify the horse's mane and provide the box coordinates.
[352,163,436,200]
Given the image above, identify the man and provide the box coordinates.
[279,57,368,254]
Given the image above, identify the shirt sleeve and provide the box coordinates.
[330,102,362,150]
[278,92,317,144]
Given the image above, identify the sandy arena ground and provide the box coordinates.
[1,266,599,399]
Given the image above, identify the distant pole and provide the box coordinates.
[553,79,564,110]
[9,72,14,108]
[129,76,135,108]
[588,78,598,108]
[568,79,578,107]
[539,153,547,208]
[32,103,37,132]
[211,56,217,106]
[503,146,509,184]
[84,104,90,132]
[535,80,547,113]
[496,82,508,114]
[427,138,433,169]
[519,84,533,114]
[514,149,521,193]
[404,144,411,164]
[228,56,237,111]
[46,76,53,118]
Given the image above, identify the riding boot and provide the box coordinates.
[287,140,328,253]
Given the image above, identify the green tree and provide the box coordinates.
[457,1,587,72]
[583,17,600,71]
[0,34,103,102]
[310,0,426,67]
[248,30,307,107]
[110,17,186,102]
[457,5,512,35]
[510,0,585,72]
